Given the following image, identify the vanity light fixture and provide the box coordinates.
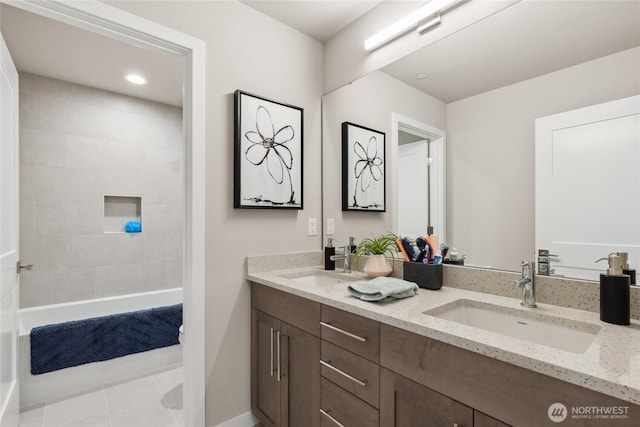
[417,14,442,35]
[123,73,147,85]
[364,0,461,51]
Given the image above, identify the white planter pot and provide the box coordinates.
[363,254,392,278]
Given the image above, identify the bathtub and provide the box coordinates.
[19,288,183,409]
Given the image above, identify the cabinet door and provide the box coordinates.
[281,322,321,427]
[252,309,282,427]
[474,411,511,427]
[380,368,473,427]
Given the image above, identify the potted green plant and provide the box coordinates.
[352,233,399,278]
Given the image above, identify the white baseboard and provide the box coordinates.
[214,411,259,427]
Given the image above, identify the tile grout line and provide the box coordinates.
[151,370,180,427]
[41,402,47,427]
[102,386,113,427]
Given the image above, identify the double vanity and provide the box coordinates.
[248,251,640,426]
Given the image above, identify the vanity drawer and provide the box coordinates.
[321,340,379,408]
[321,305,379,362]
[321,378,378,427]
[252,283,321,337]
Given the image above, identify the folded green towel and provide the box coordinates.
[348,277,419,302]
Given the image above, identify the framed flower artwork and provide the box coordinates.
[342,122,385,212]
[234,90,303,209]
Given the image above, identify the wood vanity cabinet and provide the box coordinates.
[474,411,511,427]
[251,284,321,427]
[380,323,640,427]
[251,283,640,427]
[380,368,508,427]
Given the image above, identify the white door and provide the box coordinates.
[398,140,429,237]
[397,138,445,241]
[0,33,20,427]
[536,95,640,280]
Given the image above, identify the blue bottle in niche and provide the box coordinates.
[125,221,142,233]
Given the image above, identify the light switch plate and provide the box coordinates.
[327,218,335,235]
[308,218,317,236]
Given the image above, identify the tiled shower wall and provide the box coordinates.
[19,73,183,308]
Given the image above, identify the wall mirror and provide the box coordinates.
[321,0,640,277]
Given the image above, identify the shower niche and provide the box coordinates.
[104,195,142,233]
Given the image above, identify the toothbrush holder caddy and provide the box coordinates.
[403,262,443,290]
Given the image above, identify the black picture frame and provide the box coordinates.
[234,90,304,209]
[342,122,386,212]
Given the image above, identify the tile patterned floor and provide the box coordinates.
[19,366,183,427]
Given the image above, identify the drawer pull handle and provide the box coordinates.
[320,409,345,427]
[276,330,281,382]
[320,360,367,387]
[320,321,367,342]
[270,327,274,377]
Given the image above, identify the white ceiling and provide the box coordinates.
[239,0,383,42]
[382,0,640,103]
[0,4,184,107]
[0,1,377,107]
[1,1,638,106]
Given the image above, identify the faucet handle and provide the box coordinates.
[520,260,534,276]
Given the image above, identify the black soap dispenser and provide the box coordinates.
[617,252,636,286]
[595,254,630,325]
[325,238,335,271]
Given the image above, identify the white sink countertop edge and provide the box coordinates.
[247,265,640,406]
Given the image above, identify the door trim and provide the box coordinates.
[391,113,446,242]
[0,31,20,427]
[5,1,206,425]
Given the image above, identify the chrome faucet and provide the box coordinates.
[514,261,537,308]
[330,237,355,273]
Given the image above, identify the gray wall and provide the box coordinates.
[107,1,324,424]
[19,73,183,308]
[446,47,640,270]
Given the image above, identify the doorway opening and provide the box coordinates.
[0,2,205,426]
[391,113,445,242]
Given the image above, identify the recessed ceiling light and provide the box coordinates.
[124,73,147,85]
[416,73,428,80]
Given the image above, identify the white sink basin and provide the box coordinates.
[281,270,359,287]
[424,299,600,353]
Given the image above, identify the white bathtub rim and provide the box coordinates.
[18,287,183,337]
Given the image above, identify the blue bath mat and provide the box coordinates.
[30,303,182,375]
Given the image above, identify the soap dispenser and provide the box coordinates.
[595,254,630,325]
[324,238,335,271]
[617,252,636,286]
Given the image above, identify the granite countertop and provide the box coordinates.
[248,265,640,406]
